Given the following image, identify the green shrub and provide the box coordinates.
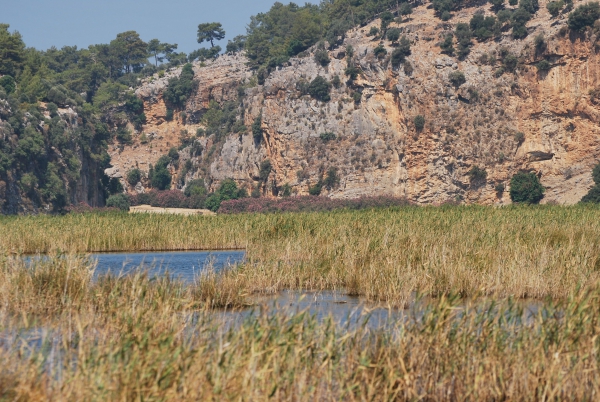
[280,183,292,197]
[497,9,512,23]
[433,0,459,20]
[205,193,222,212]
[106,194,130,211]
[163,63,195,108]
[166,109,174,121]
[495,183,505,194]
[536,60,551,71]
[568,2,600,31]
[107,177,123,195]
[468,166,488,185]
[116,127,132,144]
[455,23,472,58]
[534,33,546,50]
[252,116,263,142]
[470,14,497,41]
[308,76,332,102]
[345,65,360,81]
[184,178,207,197]
[490,0,505,11]
[308,181,322,195]
[380,11,395,30]
[387,28,401,42]
[323,167,339,189]
[581,186,600,203]
[547,0,565,17]
[126,168,142,186]
[373,44,387,59]
[368,26,380,36]
[390,36,411,68]
[151,156,172,190]
[449,71,466,88]
[510,172,544,203]
[331,75,342,89]
[259,159,272,182]
[519,0,539,14]
[414,115,425,131]
[514,131,525,143]
[314,49,330,67]
[168,147,179,161]
[352,91,362,104]
[439,35,454,55]
[592,161,600,185]
[204,178,246,212]
[511,8,532,39]
[345,45,354,60]
[502,52,519,73]
[320,132,336,141]
[0,75,15,94]
[403,61,414,75]
[399,3,413,19]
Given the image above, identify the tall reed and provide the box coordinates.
[2,205,600,301]
[2,261,600,400]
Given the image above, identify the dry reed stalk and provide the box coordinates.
[2,205,600,301]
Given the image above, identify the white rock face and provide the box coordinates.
[113,3,600,205]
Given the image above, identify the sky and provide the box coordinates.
[1,0,288,54]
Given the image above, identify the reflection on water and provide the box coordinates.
[91,250,246,282]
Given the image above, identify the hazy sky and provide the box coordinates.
[1,0,292,53]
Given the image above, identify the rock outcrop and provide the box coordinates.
[108,0,600,205]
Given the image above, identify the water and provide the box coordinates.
[91,251,400,327]
[91,250,246,282]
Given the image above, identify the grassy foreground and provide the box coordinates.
[2,205,600,399]
[2,205,600,300]
[1,255,600,400]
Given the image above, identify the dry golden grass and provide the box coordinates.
[1,255,599,400]
[2,205,600,400]
[2,205,599,301]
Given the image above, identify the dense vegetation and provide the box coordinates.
[581,161,600,203]
[0,21,219,213]
[2,0,600,213]
[244,0,419,73]
[3,206,600,298]
[0,9,256,213]
[3,206,600,398]
[3,251,600,399]
[510,172,545,204]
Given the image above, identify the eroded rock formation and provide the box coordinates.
[109,0,600,205]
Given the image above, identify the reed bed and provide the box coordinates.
[1,255,600,400]
[2,205,600,301]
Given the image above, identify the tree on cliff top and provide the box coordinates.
[197,23,226,48]
[147,39,178,66]
[109,31,148,74]
[0,24,26,77]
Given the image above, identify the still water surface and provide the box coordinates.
[91,250,246,282]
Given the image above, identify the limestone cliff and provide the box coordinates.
[108,0,600,205]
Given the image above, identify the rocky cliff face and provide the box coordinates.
[109,0,600,205]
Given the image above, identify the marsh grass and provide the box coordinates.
[3,205,599,301]
[1,257,600,400]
